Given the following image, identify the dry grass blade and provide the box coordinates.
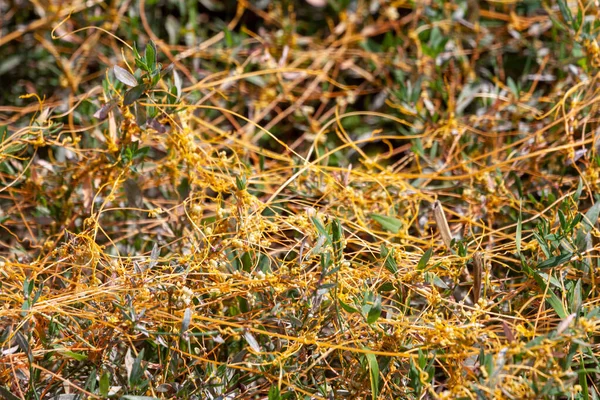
[433,200,453,251]
[472,251,483,304]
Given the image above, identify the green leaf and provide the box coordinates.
[134,57,149,72]
[339,298,359,314]
[4,143,27,155]
[537,252,572,270]
[366,294,382,324]
[129,348,146,386]
[417,248,433,270]
[167,85,178,104]
[332,218,344,261]
[0,387,21,400]
[123,84,146,106]
[532,272,568,319]
[14,331,30,358]
[310,215,332,246]
[100,371,110,397]
[507,77,519,97]
[236,175,247,191]
[557,0,573,24]
[224,26,233,48]
[148,243,159,270]
[370,214,402,233]
[574,6,583,31]
[424,272,450,289]
[579,367,589,399]
[23,277,33,298]
[365,351,380,400]
[132,42,141,61]
[145,41,157,72]
[60,350,88,361]
[583,201,600,233]
[381,244,398,274]
[268,385,282,400]
[569,279,582,314]
[516,207,522,255]
[114,65,138,87]
[574,178,584,203]
[240,251,252,273]
[120,397,160,400]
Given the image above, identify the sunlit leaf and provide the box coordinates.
[181,307,192,334]
[113,65,138,87]
[417,248,433,270]
[244,331,261,353]
[365,351,379,400]
[370,213,402,233]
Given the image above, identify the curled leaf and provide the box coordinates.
[93,99,117,120]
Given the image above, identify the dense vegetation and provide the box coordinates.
[2,0,600,398]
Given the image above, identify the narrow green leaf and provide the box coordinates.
[14,331,30,356]
[23,277,33,298]
[583,201,600,233]
[268,385,281,400]
[417,248,433,270]
[224,26,233,48]
[0,387,21,400]
[532,272,568,319]
[507,77,519,98]
[365,351,380,400]
[332,218,344,261]
[148,243,159,270]
[240,251,252,272]
[574,178,584,203]
[132,42,141,61]
[100,371,110,397]
[579,366,589,399]
[145,41,157,72]
[60,350,88,361]
[516,207,522,255]
[339,298,359,314]
[370,213,402,233]
[310,215,332,246]
[366,294,382,324]
[537,252,572,270]
[574,7,583,31]
[424,272,450,289]
[557,0,573,24]
[381,244,398,274]
[570,279,582,314]
[129,348,146,386]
